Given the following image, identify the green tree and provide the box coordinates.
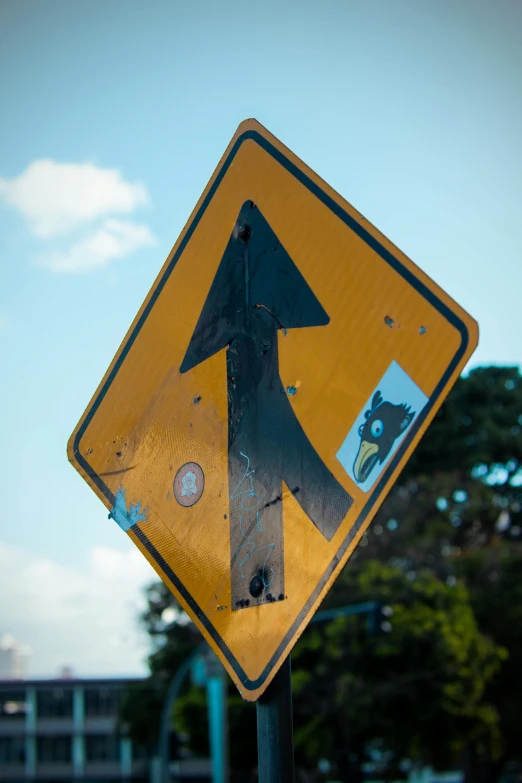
[355,366,522,782]
[119,582,258,775]
[120,366,522,782]
[119,581,202,752]
[292,561,505,781]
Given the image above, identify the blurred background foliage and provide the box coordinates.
[120,366,522,783]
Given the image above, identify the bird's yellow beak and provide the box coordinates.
[353,440,379,483]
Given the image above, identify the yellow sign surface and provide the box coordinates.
[68,119,478,701]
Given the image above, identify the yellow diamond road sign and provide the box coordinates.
[68,119,478,701]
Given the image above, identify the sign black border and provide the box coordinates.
[73,129,469,692]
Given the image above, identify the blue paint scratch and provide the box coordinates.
[108,486,148,531]
[286,386,297,396]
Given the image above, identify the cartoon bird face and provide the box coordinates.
[353,391,415,484]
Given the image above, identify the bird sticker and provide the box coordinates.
[352,392,415,484]
[336,361,429,492]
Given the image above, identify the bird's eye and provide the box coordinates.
[371,419,384,437]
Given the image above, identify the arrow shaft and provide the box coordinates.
[181,202,354,611]
[228,318,354,610]
[228,328,285,609]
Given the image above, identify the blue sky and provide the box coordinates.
[1,0,520,676]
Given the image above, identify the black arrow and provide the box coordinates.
[180,201,353,610]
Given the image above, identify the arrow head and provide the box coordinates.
[180,201,329,373]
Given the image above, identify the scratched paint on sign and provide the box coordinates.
[230,451,277,609]
[108,486,148,532]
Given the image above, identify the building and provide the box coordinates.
[0,676,149,782]
[0,635,27,680]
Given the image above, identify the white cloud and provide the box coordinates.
[0,160,150,238]
[0,542,157,677]
[39,219,157,273]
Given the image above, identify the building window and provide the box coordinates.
[0,737,25,764]
[84,687,119,717]
[36,689,73,718]
[85,734,120,762]
[133,744,149,761]
[0,690,27,719]
[36,735,72,763]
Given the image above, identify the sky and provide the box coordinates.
[0,0,520,677]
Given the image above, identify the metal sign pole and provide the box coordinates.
[256,656,295,783]
[206,661,229,783]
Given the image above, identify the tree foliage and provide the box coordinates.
[292,562,505,780]
[120,366,522,782]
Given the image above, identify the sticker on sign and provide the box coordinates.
[337,361,429,492]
